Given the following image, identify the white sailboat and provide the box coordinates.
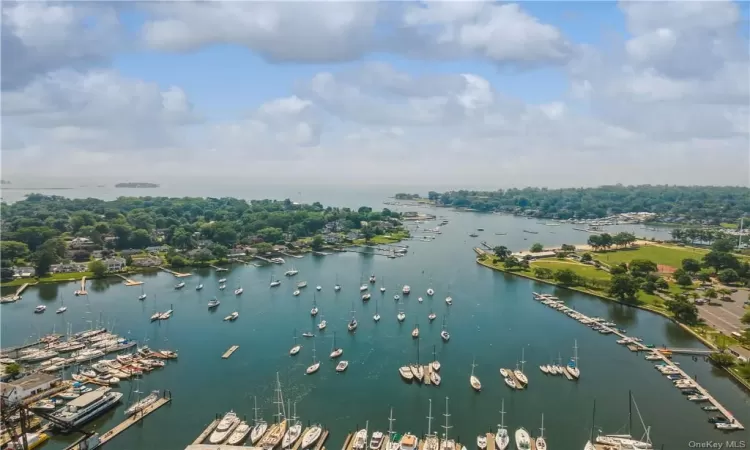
[431,345,441,372]
[470,358,482,391]
[496,399,510,450]
[596,392,652,449]
[56,293,67,314]
[330,332,343,359]
[234,285,243,295]
[412,323,419,338]
[583,400,596,450]
[311,294,319,316]
[301,424,323,448]
[536,415,547,450]
[387,408,399,450]
[566,340,580,379]
[270,273,281,287]
[424,399,439,450]
[373,297,381,322]
[249,397,268,445]
[440,316,450,342]
[514,428,530,450]
[282,401,302,448]
[196,283,204,291]
[285,267,299,276]
[138,286,147,300]
[440,397,455,450]
[306,340,320,374]
[428,309,437,321]
[334,273,341,292]
[380,277,386,293]
[514,348,528,386]
[410,339,424,382]
[397,298,406,322]
[290,329,301,356]
[318,314,327,330]
[348,304,358,331]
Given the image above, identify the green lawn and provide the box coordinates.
[720,222,739,229]
[592,244,708,269]
[354,230,409,245]
[530,259,612,280]
[1,271,94,287]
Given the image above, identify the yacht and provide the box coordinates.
[353,429,368,450]
[360,284,369,292]
[298,281,308,288]
[210,411,240,444]
[138,288,147,300]
[52,387,123,430]
[294,290,301,296]
[250,397,268,445]
[290,330,301,356]
[306,341,320,374]
[514,428,531,450]
[402,285,411,295]
[596,392,653,450]
[56,305,67,314]
[441,397,455,450]
[282,403,303,448]
[318,315,327,330]
[150,311,162,321]
[174,282,185,289]
[285,268,299,276]
[302,331,315,338]
[208,298,220,308]
[400,433,418,450]
[227,421,252,445]
[234,287,243,295]
[124,390,160,417]
[336,360,349,372]
[218,278,227,283]
[397,310,406,322]
[224,312,239,321]
[424,399,439,450]
[196,284,204,291]
[311,296,319,316]
[514,349,529,386]
[334,274,341,292]
[362,292,372,301]
[370,274,377,283]
[370,431,385,450]
[470,358,482,391]
[301,425,323,449]
[380,286,386,293]
[496,400,510,450]
[399,366,414,381]
[34,305,46,313]
[270,257,285,264]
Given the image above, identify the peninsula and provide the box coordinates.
[115,182,160,188]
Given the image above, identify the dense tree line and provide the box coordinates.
[424,185,750,221]
[670,228,732,245]
[0,195,400,277]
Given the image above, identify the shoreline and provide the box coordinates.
[475,257,750,393]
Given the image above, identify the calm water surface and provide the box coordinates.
[2,204,747,450]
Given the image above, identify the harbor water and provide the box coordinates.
[2,203,748,450]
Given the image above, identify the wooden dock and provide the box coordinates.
[98,396,171,445]
[314,429,329,450]
[341,433,353,450]
[536,295,744,431]
[193,418,220,444]
[209,264,228,271]
[487,433,495,450]
[222,345,239,359]
[424,365,432,385]
[502,369,525,389]
[114,274,143,286]
[280,251,304,259]
[159,266,191,277]
[2,282,33,302]
[78,277,88,295]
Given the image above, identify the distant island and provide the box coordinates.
[0,180,10,185]
[394,193,421,200]
[115,182,160,188]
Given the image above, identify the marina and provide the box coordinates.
[97,395,172,446]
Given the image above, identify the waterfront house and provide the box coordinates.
[13,267,35,278]
[0,373,60,404]
[103,257,126,272]
[131,256,162,267]
[323,233,341,244]
[146,245,170,254]
[68,237,96,250]
[51,263,88,273]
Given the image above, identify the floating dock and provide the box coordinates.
[115,274,143,286]
[98,396,171,445]
[222,345,239,359]
[210,264,228,271]
[159,267,191,277]
[502,369,525,389]
[424,365,432,385]
[78,277,88,295]
[192,418,220,444]
[341,433,353,450]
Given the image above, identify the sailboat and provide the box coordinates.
[301,423,323,449]
[412,323,419,338]
[426,276,434,296]
[399,364,414,382]
[596,392,652,449]
[496,399,510,450]
[330,332,343,358]
[249,397,268,445]
[282,401,302,448]
[440,316,450,342]
[373,297,381,322]
[514,427,531,450]
[318,314,327,330]
[514,348,528,386]
[440,397,455,450]
[353,423,368,450]
[261,373,288,449]
[424,399,439,450]
[311,294,319,316]
[583,400,596,450]
[566,340,580,379]
[387,408,399,450]
[397,298,406,322]
[445,283,452,306]
[270,273,281,287]
[410,339,424,382]
[431,345,441,372]
[360,275,368,292]
[138,286,147,301]
[290,329,301,356]
[535,415,547,450]
[306,340,320,374]
[234,285,243,295]
[334,273,341,292]
[348,304,358,331]
[380,277,386,293]
[428,309,436,321]
[196,283,204,291]
[285,267,299,276]
[469,357,482,391]
[56,293,67,314]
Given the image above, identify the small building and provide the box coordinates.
[511,251,557,260]
[119,248,142,257]
[68,237,95,249]
[13,267,35,278]
[103,257,126,272]
[131,256,162,267]
[51,263,88,273]
[323,233,341,244]
[0,373,60,404]
[146,245,170,254]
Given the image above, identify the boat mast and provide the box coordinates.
[416,338,420,365]
[426,399,434,438]
[253,396,262,425]
[631,393,651,443]
[520,348,526,373]
[589,400,596,443]
[432,345,436,362]
[539,414,544,438]
[500,399,506,432]
[471,357,476,377]
[628,390,632,437]
[274,372,285,423]
[332,332,336,351]
[574,340,579,369]
[442,397,452,442]
[388,408,396,440]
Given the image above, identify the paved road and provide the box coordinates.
[696,287,750,360]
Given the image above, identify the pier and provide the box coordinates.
[279,251,304,259]
[97,395,171,446]
[209,264,228,271]
[534,293,744,431]
[1,282,32,302]
[253,255,275,264]
[115,274,143,286]
[159,267,191,277]
[662,347,714,356]
[77,277,88,295]
[341,433,353,450]
[222,345,240,359]
[192,418,220,444]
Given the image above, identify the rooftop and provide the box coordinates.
[7,372,59,390]
[67,387,110,408]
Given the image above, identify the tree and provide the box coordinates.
[503,258,520,270]
[192,248,213,262]
[209,243,229,260]
[5,362,21,378]
[587,235,601,250]
[628,259,658,277]
[740,310,750,326]
[717,268,740,284]
[560,244,576,252]
[493,246,511,260]
[170,255,189,268]
[580,253,592,262]
[705,288,719,302]
[530,243,544,253]
[13,227,59,251]
[712,238,736,253]
[213,223,238,247]
[681,258,701,273]
[598,233,613,249]
[641,280,657,294]
[553,269,578,286]
[362,225,375,243]
[33,248,58,276]
[311,235,324,251]
[0,241,29,262]
[254,242,273,254]
[613,232,636,248]
[665,296,699,324]
[88,260,107,278]
[258,227,284,244]
[696,269,713,283]
[672,268,693,286]
[655,278,669,291]
[608,274,639,302]
[533,267,554,279]
[129,229,152,249]
[709,352,736,368]
[610,263,628,275]
[703,251,740,271]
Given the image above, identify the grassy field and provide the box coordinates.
[354,230,410,245]
[592,244,708,269]
[720,222,739,229]
[1,271,94,288]
[530,260,612,280]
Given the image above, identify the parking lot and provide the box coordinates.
[696,288,749,335]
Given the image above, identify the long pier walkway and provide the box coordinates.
[159,267,191,277]
[279,251,304,259]
[534,293,744,431]
[1,282,32,302]
[78,277,88,295]
[97,395,172,446]
[115,274,143,286]
[192,418,220,444]
[209,264,228,271]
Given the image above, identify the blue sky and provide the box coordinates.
[2,1,748,186]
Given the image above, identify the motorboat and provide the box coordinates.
[360,284,369,292]
[285,268,299,276]
[218,284,226,290]
[30,399,60,410]
[302,332,314,338]
[297,281,308,288]
[34,305,46,313]
[227,421,252,445]
[400,433,418,450]
[370,431,385,450]
[427,288,434,296]
[362,293,372,301]
[224,312,239,321]
[399,366,414,381]
[218,278,227,283]
[688,395,709,402]
[270,279,281,287]
[51,388,123,430]
[334,284,341,291]
[428,311,437,321]
[353,429,368,450]
[196,284,203,290]
[301,425,323,449]
[514,428,531,450]
[209,411,240,444]
[445,297,453,305]
[370,274,376,283]
[56,306,67,314]
[412,325,419,338]
[316,285,322,291]
[294,290,301,296]
[477,435,487,450]
[208,298,220,308]
[402,285,411,295]
[174,282,185,289]
[336,360,349,372]
[124,391,160,416]
[380,286,386,293]
[715,422,742,430]
[234,287,243,295]
[270,257,285,264]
